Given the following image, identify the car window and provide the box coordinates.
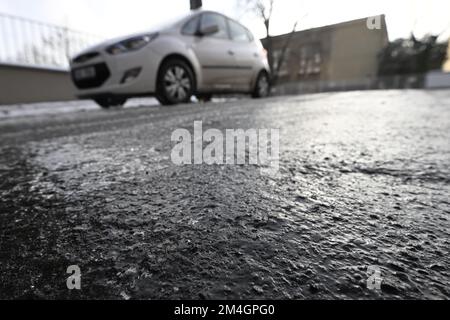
[229,19,251,42]
[246,29,255,42]
[200,13,228,39]
[182,16,200,36]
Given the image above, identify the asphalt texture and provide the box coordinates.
[0,90,449,299]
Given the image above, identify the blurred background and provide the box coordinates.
[0,0,449,104]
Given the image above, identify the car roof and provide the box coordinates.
[177,10,253,34]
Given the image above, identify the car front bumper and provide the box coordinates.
[70,48,162,99]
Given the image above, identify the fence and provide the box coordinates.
[0,13,104,69]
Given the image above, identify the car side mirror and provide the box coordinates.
[198,24,219,36]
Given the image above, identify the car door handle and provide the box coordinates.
[228,50,235,56]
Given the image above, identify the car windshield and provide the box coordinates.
[149,12,195,31]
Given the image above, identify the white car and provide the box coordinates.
[70,10,271,108]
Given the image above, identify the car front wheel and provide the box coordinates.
[156,59,195,106]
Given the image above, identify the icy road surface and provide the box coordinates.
[0,90,449,299]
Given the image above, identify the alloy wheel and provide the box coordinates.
[163,66,192,102]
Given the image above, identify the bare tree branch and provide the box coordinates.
[241,0,307,85]
[272,21,298,84]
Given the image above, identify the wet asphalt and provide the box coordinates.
[0,90,449,300]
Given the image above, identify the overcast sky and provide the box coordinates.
[1,0,449,41]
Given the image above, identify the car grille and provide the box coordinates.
[72,52,100,64]
[71,63,111,89]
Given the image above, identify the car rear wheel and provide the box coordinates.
[252,71,270,98]
[156,59,195,106]
[94,97,127,109]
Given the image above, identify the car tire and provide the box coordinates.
[252,71,271,99]
[95,97,127,109]
[156,58,195,106]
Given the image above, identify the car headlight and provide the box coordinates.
[106,33,159,55]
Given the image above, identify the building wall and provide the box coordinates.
[444,41,450,72]
[0,63,76,105]
[328,16,388,81]
[425,70,450,88]
[266,16,389,86]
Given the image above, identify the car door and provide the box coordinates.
[227,19,258,91]
[190,13,237,91]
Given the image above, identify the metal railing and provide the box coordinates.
[0,13,104,69]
